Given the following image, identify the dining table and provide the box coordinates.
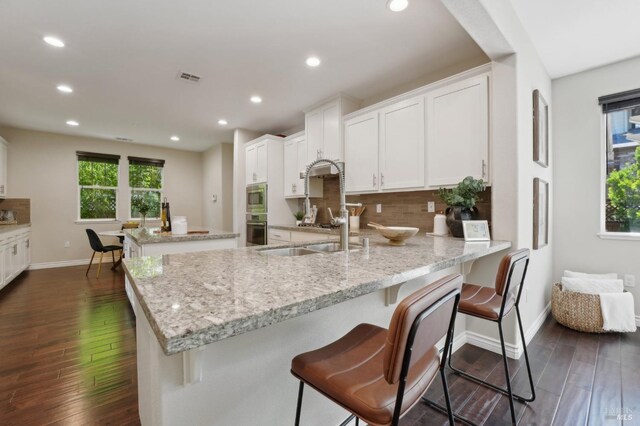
[98,230,126,270]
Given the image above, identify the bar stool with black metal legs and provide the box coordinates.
[427,249,535,425]
[290,274,462,426]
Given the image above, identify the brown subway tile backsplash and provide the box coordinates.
[309,177,491,232]
[0,198,31,224]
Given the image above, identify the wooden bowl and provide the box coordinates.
[375,226,419,246]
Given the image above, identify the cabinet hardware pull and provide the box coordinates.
[481,160,487,179]
[381,173,385,186]
[373,173,377,187]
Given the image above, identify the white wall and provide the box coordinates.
[1,126,204,266]
[443,0,554,348]
[553,55,640,315]
[202,143,234,231]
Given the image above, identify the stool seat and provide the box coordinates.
[102,245,123,252]
[459,283,515,320]
[291,323,440,426]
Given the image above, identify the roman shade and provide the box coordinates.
[598,88,640,113]
[127,156,165,167]
[76,151,120,164]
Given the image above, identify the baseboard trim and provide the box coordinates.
[524,302,552,345]
[465,330,522,359]
[636,315,640,327]
[29,257,116,270]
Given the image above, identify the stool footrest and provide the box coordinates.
[449,365,535,403]
[421,397,476,426]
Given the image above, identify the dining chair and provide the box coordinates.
[85,229,123,278]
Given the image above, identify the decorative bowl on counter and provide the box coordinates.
[367,223,419,246]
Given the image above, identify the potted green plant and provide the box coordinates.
[294,211,305,226]
[607,146,640,232]
[438,176,486,237]
[133,197,151,228]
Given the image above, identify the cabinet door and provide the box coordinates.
[426,75,489,186]
[306,110,323,164]
[379,96,425,190]
[345,112,379,193]
[295,137,308,194]
[255,142,268,183]
[0,244,5,289]
[3,241,14,282]
[0,143,7,198]
[322,103,341,161]
[283,140,297,197]
[245,145,257,185]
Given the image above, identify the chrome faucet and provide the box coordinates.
[303,159,361,251]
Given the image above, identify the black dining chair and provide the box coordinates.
[85,229,123,278]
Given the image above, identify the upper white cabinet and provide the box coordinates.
[0,137,8,198]
[426,75,489,186]
[379,96,425,190]
[245,139,268,184]
[344,96,424,193]
[305,95,359,164]
[345,112,379,192]
[283,133,322,198]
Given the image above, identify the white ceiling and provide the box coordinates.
[511,0,640,79]
[0,0,486,151]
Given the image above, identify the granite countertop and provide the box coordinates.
[0,223,31,235]
[123,234,510,355]
[125,227,239,245]
[269,223,370,236]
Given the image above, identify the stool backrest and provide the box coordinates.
[495,248,530,314]
[383,274,462,385]
[86,229,104,252]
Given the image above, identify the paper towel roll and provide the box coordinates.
[433,213,448,236]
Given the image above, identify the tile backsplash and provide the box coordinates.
[0,198,31,224]
[308,177,491,232]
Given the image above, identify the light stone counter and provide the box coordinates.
[123,234,510,355]
[125,227,238,245]
[0,223,31,234]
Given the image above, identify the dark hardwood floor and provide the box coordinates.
[0,266,638,425]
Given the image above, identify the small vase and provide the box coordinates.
[445,206,479,238]
[141,214,147,229]
[296,220,302,226]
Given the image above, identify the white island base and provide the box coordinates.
[133,269,464,426]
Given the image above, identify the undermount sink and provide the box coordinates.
[259,242,361,257]
[258,247,319,257]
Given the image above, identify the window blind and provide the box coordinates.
[127,156,165,167]
[598,88,640,113]
[76,151,120,164]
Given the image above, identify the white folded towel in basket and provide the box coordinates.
[600,293,637,332]
[561,277,624,294]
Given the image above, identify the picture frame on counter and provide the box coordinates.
[533,177,549,249]
[533,89,549,168]
[462,220,491,241]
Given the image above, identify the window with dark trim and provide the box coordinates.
[128,156,164,219]
[599,89,640,233]
[77,151,120,220]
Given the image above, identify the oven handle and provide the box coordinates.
[247,222,267,226]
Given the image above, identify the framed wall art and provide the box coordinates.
[533,89,549,167]
[533,177,549,249]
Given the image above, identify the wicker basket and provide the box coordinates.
[551,283,611,333]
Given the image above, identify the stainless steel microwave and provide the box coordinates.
[246,183,267,214]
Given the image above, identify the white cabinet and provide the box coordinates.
[267,228,339,245]
[305,95,359,164]
[245,141,268,184]
[379,96,425,190]
[426,75,489,186]
[0,137,8,198]
[345,112,379,193]
[283,133,322,198]
[0,227,31,291]
[344,96,424,193]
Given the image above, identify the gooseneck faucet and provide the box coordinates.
[303,158,361,251]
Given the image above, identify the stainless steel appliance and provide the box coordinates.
[246,183,267,214]
[246,213,267,246]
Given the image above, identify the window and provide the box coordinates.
[128,156,164,219]
[600,89,640,234]
[77,151,120,220]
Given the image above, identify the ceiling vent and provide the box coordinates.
[177,71,201,83]
[115,137,133,142]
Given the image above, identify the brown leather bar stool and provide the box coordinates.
[290,274,463,426]
[431,249,535,425]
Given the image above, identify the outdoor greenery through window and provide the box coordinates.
[601,90,640,233]
[77,152,120,220]
[129,157,164,219]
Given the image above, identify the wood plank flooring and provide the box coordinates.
[0,266,638,425]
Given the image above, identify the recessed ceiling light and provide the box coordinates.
[57,84,73,93]
[250,95,262,104]
[170,136,180,142]
[66,120,79,126]
[387,0,409,12]
[306,56,321,67]
[218,119,228,125]
[43,36,65,47]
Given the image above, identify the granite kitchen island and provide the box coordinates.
[123,234,510,426]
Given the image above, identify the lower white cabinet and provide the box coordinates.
[0,227,31,291]
[268,228,339,245]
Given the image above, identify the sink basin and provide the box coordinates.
[304,242,360,253]
[258,247,318,257]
